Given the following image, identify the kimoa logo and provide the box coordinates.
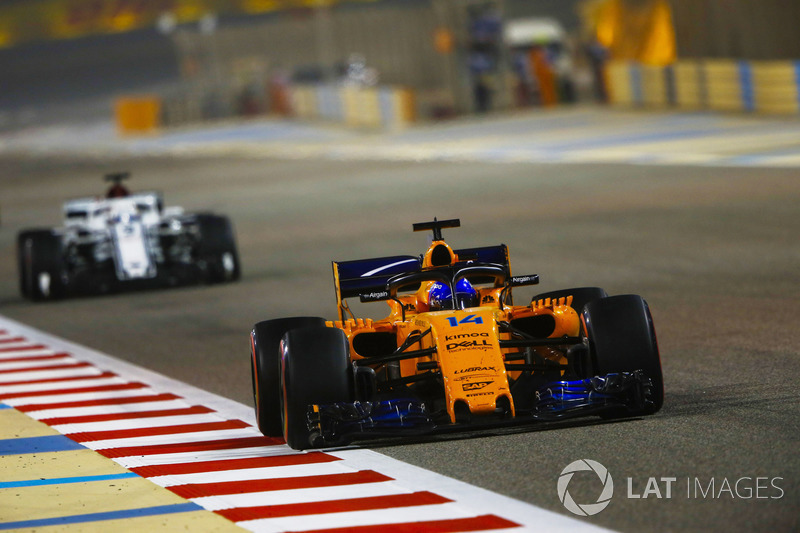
[444,332,489,341]
[557,459,614,516]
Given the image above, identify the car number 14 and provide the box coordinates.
[446,315,484,327]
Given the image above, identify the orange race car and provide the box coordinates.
[251,219,663,450]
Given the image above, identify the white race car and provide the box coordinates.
[17,172,240,300]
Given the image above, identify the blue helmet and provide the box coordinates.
[429,279,479,311]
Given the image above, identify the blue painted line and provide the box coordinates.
[317,86,343,121]
[795,61,800,109]
[378,88,394,126]
[739,61,754,112]
[664,64,676,105]
[0,435,84,455]
[0,472,139,488]
[698,61,708,107]
[0,503,203,530]
[0,403,10,410]
[630,63,643,106]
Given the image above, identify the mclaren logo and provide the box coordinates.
[462,381,493,391]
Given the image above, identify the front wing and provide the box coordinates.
[307,370,656,447]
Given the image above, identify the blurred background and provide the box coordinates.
[1,0,799,134]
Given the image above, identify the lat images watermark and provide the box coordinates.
[557,459,614,516]
[557,460,786,516]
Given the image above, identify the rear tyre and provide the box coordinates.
[195,215,241,283]
[582,294,663,414]
[251,317,326,437]
[281,326,353,450]
[532,287,608,313]
[17,230,66,301]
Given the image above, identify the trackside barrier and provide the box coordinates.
[342,86,381,128]
[606,59,800,115]
[379,86,415,129]
[672,61,705,109]
[752,61,800,114]
[287,83,416,130]
[641,64,671,107]
[704,60,750,112]
[116,83,416,135]
[605,61,638,106]
[289,86,318,120]
[114,96,161,135]
[316,85,344,122]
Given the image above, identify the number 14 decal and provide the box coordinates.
[446,315,484,327]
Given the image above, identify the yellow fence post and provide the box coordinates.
[290,86,317,119]
[752,61,800,114]
[341,86,360,128]
[360,87,381,128]
[703,60,747,112]
[641,64,669,107]
[605,60,635,106]
[673,60,704,109]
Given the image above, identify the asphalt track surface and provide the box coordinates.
[0,113,798,532]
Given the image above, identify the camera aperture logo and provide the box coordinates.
[557,459,614,516]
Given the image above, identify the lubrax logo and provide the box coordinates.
[454,366,497,375]
[444,332,490,341]
[446,339,491,350]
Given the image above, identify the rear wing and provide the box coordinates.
[332,244,510,321]
[454,244,509,268]
[333,255,421,321]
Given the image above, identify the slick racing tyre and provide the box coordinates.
[196,214,241,283]
[582,294,663,414]
[17,230,66,301]
[280,326,354,450]
[532,287,608,314]
[251,317,326,437]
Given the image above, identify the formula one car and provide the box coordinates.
[17,172,240,300]
[251,218,663,450]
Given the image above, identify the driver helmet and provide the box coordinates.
[429,279,479,311]
[106,184,129,198]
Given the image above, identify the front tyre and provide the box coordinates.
[17,230,66,301]
[280,326,353,450]
[582,294,663,414]
[251,317,326,437]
